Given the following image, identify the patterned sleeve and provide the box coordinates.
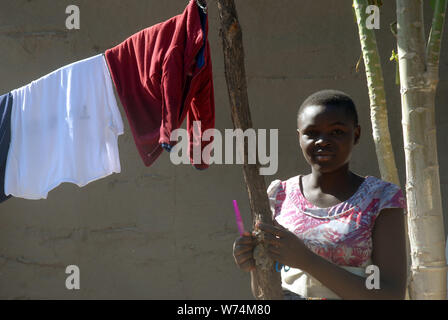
[379,182,407,213]
[267,179,282,219]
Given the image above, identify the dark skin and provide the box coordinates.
[233,104,407,299]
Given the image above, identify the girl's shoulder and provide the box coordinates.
[267,175,300,196]
[267,178,288,218]
[359,175,403,198]
[358,175,407,211]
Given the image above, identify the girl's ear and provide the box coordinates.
[354,125,361,145]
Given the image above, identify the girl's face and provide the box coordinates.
[297,104,360,173]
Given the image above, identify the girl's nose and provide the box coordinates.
[315,137,330,147]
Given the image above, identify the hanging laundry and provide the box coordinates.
[0,92,13,203]
[104,0,215,170]
[4,54,124,200]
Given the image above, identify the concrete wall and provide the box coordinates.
[0,0,446,299]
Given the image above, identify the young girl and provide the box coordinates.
[233,89,407,300]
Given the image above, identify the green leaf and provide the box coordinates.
[356,53,363,73]
[352,4,357,24]
[390,49,400,85]
[390,21,397,38]
[430,0,436,10]
[390,49,398,62]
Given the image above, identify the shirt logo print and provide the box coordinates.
[80,105,90,120]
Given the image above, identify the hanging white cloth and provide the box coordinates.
[5,54,123,200]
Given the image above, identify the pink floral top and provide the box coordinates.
[268,175,406,268]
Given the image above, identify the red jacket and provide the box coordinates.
[105,0,214,169]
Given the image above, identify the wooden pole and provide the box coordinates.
[216,0,283,299]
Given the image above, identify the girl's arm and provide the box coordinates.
[259,207,407,300]
[303,207,406,299]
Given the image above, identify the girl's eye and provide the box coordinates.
[331,129,344,135]
[305,131,317,137]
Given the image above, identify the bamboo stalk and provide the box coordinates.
[353,0,400,186]
[354,0,412,299]
[396,0,447,299]
[216,0,283,300]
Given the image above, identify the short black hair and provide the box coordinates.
[297,89,359,127]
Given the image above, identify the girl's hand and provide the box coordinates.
[232,231,257,272]
[257,221,313,270]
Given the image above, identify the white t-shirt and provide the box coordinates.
[5,54,123,200]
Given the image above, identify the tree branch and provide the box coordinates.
[216,0,283,300]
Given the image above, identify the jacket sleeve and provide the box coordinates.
[159,47,184,150]
[188,46,215,170]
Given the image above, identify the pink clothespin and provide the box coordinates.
[232,200,245,236]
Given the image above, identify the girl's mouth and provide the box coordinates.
[315,155,333,161]
[313,152,335,161]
